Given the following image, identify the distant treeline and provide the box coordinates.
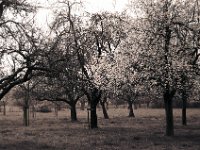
[150,101,200,108]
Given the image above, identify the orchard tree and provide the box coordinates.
[50,1,127,128]
[85,12,128,127]
[30,44,84,122]
[14,80,39,126]
[32,77,84,122]
[130,0,200,136]
[117,80,138,117]
[179,0,200,126]
[109,14,142,117]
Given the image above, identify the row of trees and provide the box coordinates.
[1,0,200,136]
[133,0,200,136]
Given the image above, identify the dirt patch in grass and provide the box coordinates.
[0,108,199,150]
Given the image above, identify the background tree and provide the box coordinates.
[14,79,40,126]
[117,80,138,117]
[29,27,85,121]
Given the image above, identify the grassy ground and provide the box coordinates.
[0,107,199,150]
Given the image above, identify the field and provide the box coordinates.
[0,107,200,150]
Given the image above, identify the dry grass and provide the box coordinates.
[0,107,199,150]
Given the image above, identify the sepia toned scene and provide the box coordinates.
[0,0,200,149]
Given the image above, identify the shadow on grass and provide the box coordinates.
[0,141,56,150]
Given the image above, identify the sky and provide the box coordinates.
[35,0,130,28]
[84,0,129,13]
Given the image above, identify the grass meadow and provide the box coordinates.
[0,107,199,150]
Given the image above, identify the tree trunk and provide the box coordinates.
[138,102,141,108]
[147,101,150,108]
[128,101,135,117]
[181,73,187,126]
[164,91,174,136]
[115,103,118,108]
[24,85,30,126]
[23,106,29,126]
[97,103,100,109]
[90,102,98,128]
[80,100,85,110]
[3,101,6,116]
[70,103,77,121]
[84,88,101,129]
[106,102,109,110]
[90,88,102,129]
[182,90,187,126]
[54,105,58,117]
[134,103,137,110]
[163,2,174,136]
[32,105,36,118]
[100,100,109,119]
